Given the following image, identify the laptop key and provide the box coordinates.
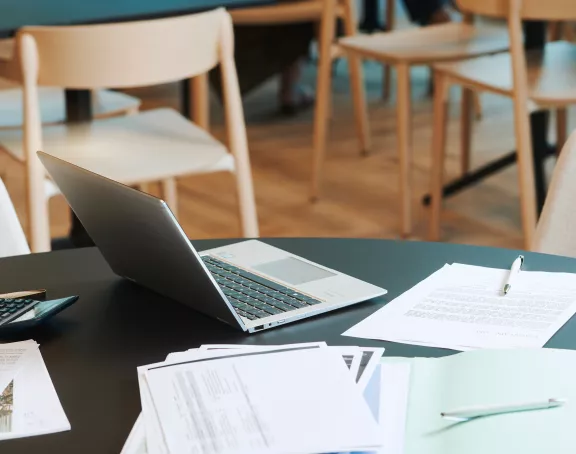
[285,299,307,309]
[232,302,263,318]
[263,298,293,312]
[262,306,282,315]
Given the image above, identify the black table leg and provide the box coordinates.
[359,0,382,32]
[61,90,95,249]
[530,110,551,213]
[181,79,190,118]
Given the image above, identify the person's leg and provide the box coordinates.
[279,57,314,115]
[359,0,382,33]
[402,0,449,25]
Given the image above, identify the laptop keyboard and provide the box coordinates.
[201,256,322,321]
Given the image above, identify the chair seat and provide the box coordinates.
[0,108,235,185]
[339,22,509,65]
[0,85,141,129]
[434,41,576,107]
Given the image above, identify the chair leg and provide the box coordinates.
[429,71,450,242]
[556,107,568,155]
[396,63,412,238]
[473,92,482,120]
[161,178,178,219]
[460,87,474,176]
[137,182,151,194]
[513,107,538,250]
[191,74,210,131]
[26,160,50,253]
[310,0,337,201]
[382,0,396,100]
[348,54,371,156]
[233,168,259,238]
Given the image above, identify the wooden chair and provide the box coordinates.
[0,177,29,257]
[428,0,576,249]
[534,129,576,257]
[0,9,259,252]
[0,39,140,128]
[335,17,509,237]
[230,0,371,204]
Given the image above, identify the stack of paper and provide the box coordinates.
[122,343,385,454]
[343,263,576,350]
[0,340,70,440]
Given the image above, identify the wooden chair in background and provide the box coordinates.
[0,38,140,128]
[332,14,509,238]
[231,0,371,206]
[428,0,576,249]
[0,177,29,257]
[0,9,259,252]
[534,129,576,257]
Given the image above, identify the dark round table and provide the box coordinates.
[3,238,576,453]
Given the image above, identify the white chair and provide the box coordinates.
[337,16,509,238]
[534,130,576,257]
[428,0,576,249]
[0,8,259,253]
[0,178,30,257]
[230,0,371,206]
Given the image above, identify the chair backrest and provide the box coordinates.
[0,178,30,257]
[456,0,576,21]
[534,130,576,257]
[9,8,230,88]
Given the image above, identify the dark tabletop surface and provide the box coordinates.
[2,238,576,453]
[0,0,273,37]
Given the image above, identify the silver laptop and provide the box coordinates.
[38,151,387,333]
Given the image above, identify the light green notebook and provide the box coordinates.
[383,349,576,454]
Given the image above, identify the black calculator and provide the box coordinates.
[0,297,42,326]
[0,295,79,333]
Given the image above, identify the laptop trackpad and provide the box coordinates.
[253,257,336,286]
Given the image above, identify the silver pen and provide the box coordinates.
[441,397,566,420]
[503,255,524,295]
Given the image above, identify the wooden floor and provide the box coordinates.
[0,46,571,251]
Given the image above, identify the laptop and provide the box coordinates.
[38,152,387,333]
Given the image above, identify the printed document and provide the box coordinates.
[343,264,576,350]
[0,340,38,397]
[144,347,382,454]
[123,344,385,454]
[0,342,69,440]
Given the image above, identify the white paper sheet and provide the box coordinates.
[124,344,385,454]
[121,414,148,454]
[377,362,411,454]
[0,346,69,440]
[343,264,576,350]
[131,345,330,454]
[145,347,383,454]
[0,340,38,397]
